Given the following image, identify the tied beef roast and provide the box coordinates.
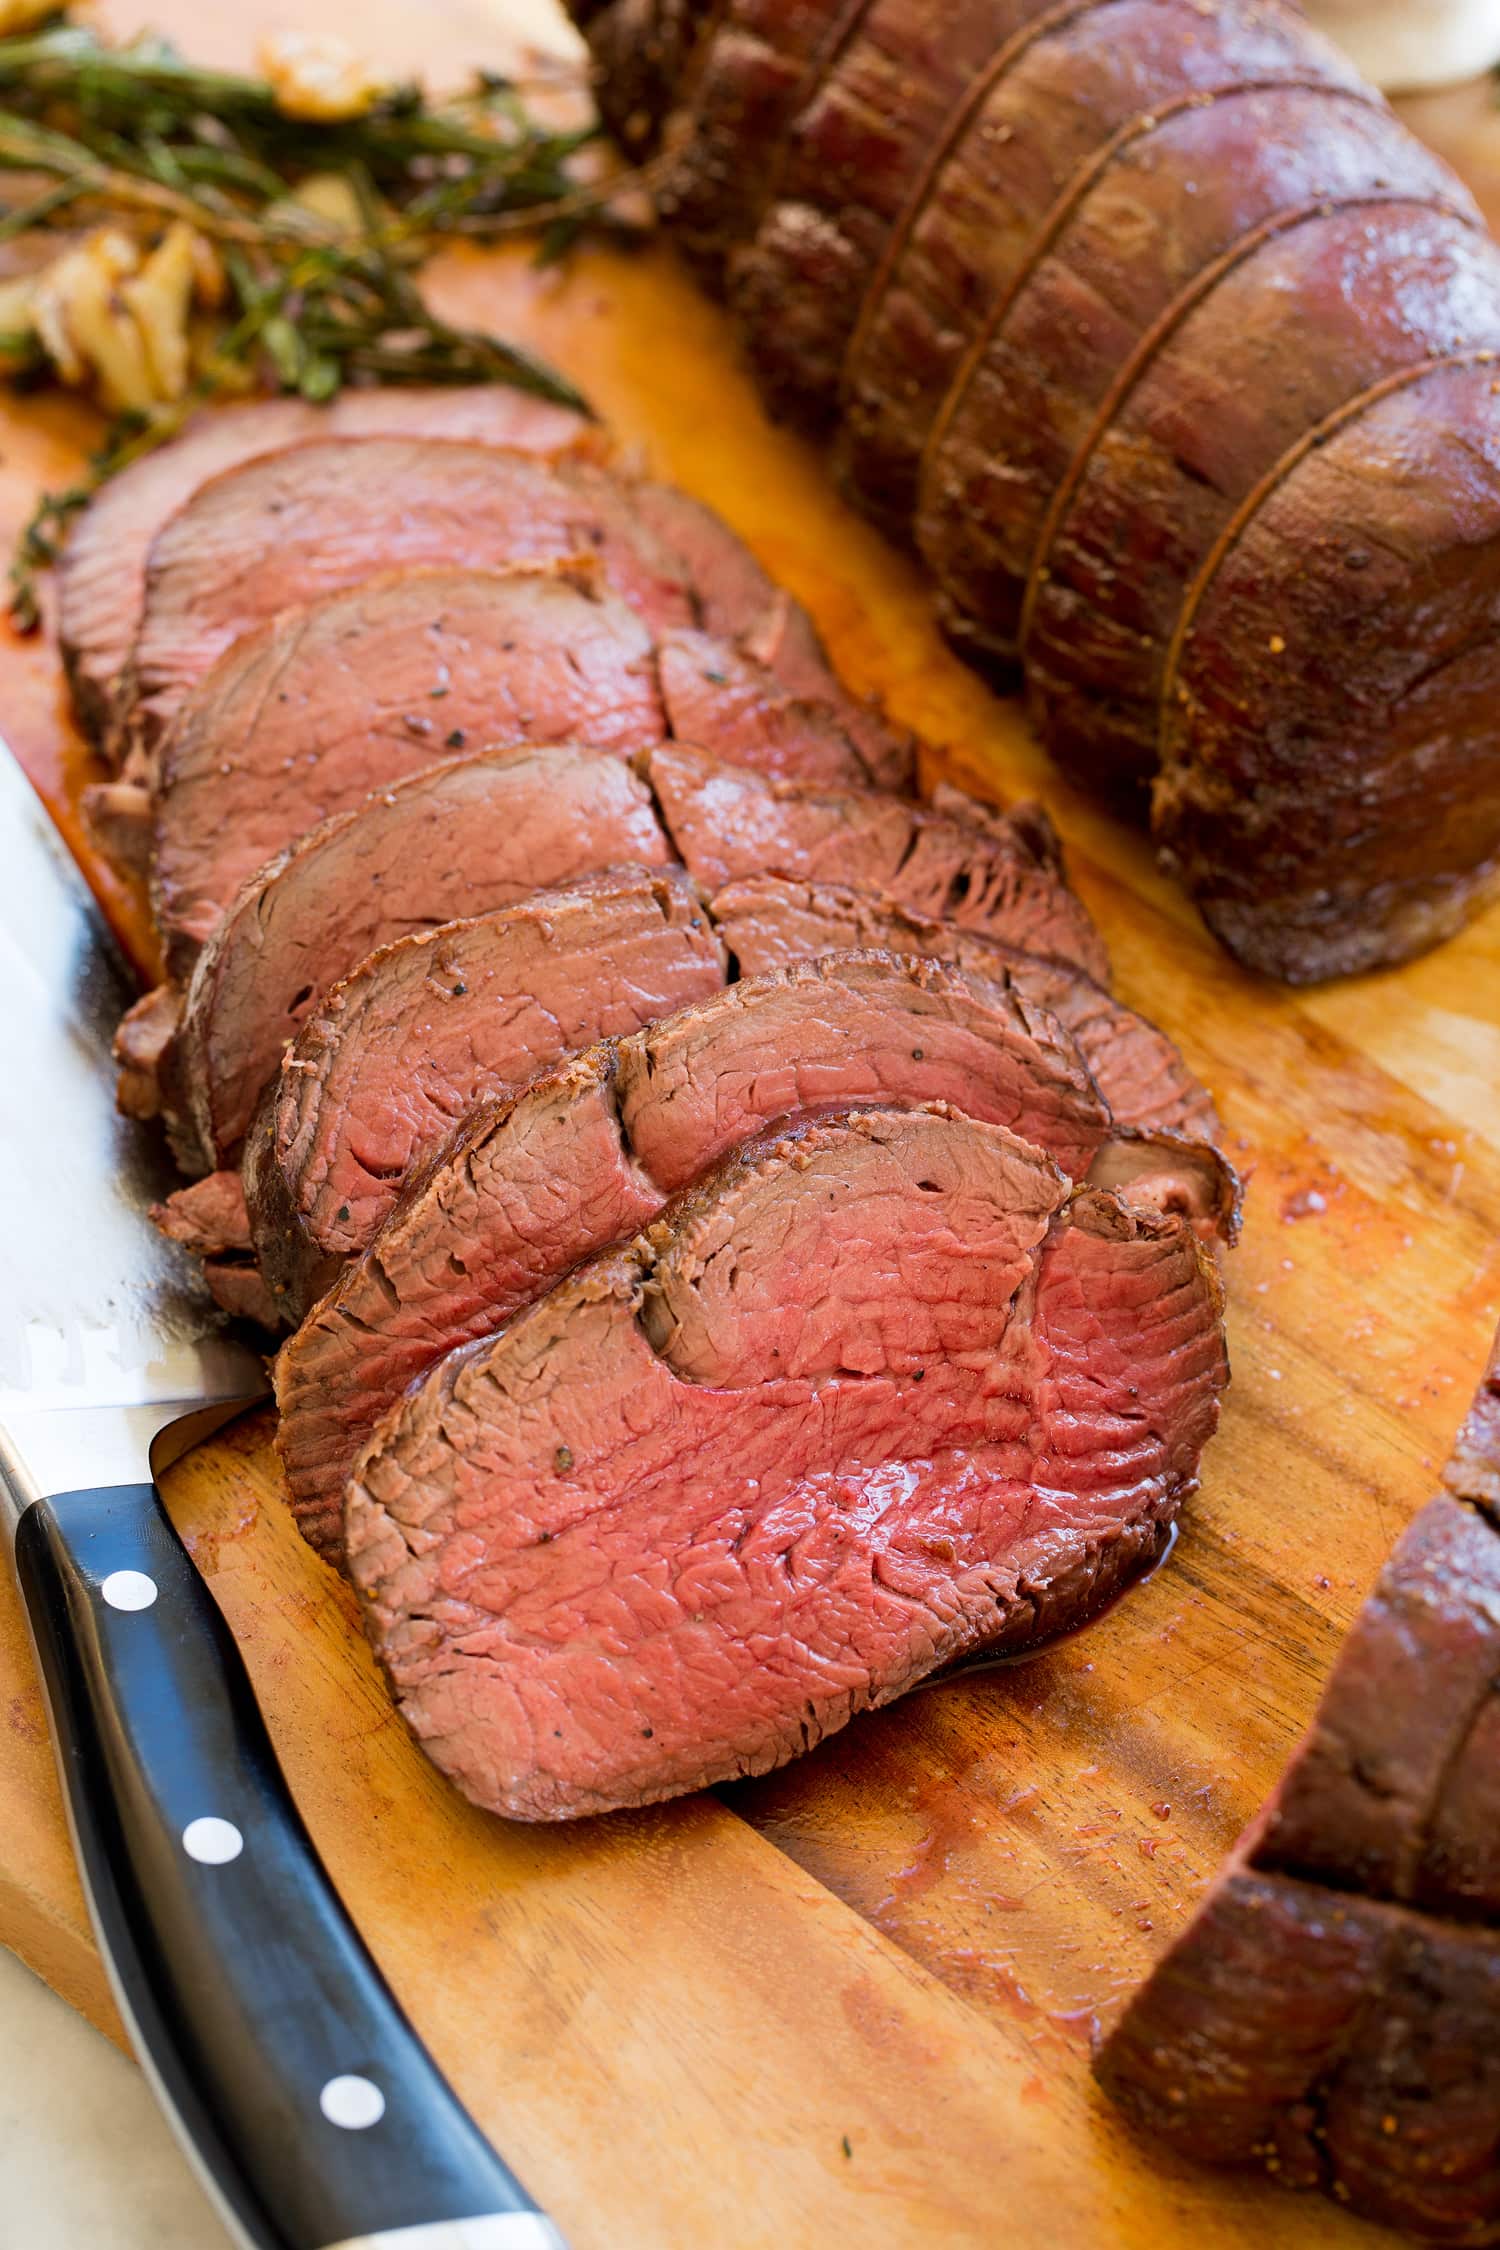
[572,0,1500,980]
[149,564,898,976]
[345,1106,1228,1818]
[1096,1328,1500,2244]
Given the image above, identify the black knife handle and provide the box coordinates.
[14,1479,564,2250]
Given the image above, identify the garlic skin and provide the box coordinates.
[259,32,387,123]
[1303,0,1500,91]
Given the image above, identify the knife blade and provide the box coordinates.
[0,741,565,2250]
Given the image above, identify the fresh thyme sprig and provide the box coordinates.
[0,14,623,628]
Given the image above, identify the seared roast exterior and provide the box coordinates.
[1097,1332,1500,2244]
[575,0,1500,980]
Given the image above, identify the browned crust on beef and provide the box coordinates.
[1155,352,1500,981]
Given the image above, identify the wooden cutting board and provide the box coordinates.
[4,4,1499,2242]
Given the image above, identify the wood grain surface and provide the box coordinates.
[3,5,1499,2243]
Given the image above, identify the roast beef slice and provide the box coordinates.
[273,949,1116,1550]
[245,866,728,1317]
[58,384,592,748]
[124,438,840,760]
[645,741,1111,980]
[709,873,1217,1139]
[158,745,673,1170]
[345,1107,1225,1818]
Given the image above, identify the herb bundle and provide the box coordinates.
[0,12,612,626]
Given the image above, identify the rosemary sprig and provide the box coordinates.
[0,14,620,629]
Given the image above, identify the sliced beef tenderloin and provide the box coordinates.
[274,952,1117,1553]
[243,868,728,1322]
[141,744,673,1171]
[148,564,886,979]
[1023,203,1500,799]
[1447,1329,1500,1520]
[647,741,1110,979]
[58,384,592,749]
[121,438,842,772]
[1154,352,1500,982]
[345,1106,1227,1818]
[1097,1332,1500,2242]
[655,628,909,790]
[122,440,691,768]
[628,479,914,785]
[150,567,664,976]
[1097,1868,1500,2242]
[709,873,1218,1139]
[841,12,1375,538]
[914,84,1465,665]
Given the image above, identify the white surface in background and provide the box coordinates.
[1305,0,1500,89]
[0,1946,234,2247]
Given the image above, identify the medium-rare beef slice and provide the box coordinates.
[244,867,728,1320]
[57,384,593,748]
[1154,354,1500,982]
[121,438,842,766]
[709,873,1218,1139]
[628,479,914,785]
[123,440,693,762]
[646,741,1110,980]
[915,82,1461,657]
[1023,202,1500,797]
[655,628,909,790]
[842,11,1375,536]
[150,567,664,975]
[1096,1868,1500,2243]
[1097,1333,1500,2242]
[148,565,891,976]
[345,1107,1226,1817]
[146,745,673,1171]
[273,950,1119,1549]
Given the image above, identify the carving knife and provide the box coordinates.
[0,741,566,2250]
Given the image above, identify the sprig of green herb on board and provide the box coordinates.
[0,9,619,627]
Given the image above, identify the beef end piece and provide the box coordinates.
[346,1106,1226,1817]
[1098,1871,1500,2245]
[1098,1330,1500,2243]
